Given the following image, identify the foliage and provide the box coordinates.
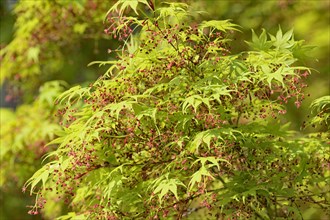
[1,81,66,187]
[308,96,330,129]
[190,0,330,131]
[22,1,329,219]
[0,80,68,219]
[0,1,117,219]
[0,0,112,103]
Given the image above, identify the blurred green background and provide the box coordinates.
[0,0,329,219]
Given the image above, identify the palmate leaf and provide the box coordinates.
[134,105,160,134]
[143,83,169,95]
[119,0,139,15]
[103,175,124,201]
[156,2,189,24]
[265,66,285,88]
[55,85,90,106]
[182,95,210,113]
[309,96,330,127]
[105,0,150,18]
[192,156,228,170]
[104,100,136,120]
[173,112,194,131]
[310,96,330,114]
[188,131,207,153]
[136,107,157,122]
[199,85,232,104]
[269,27,294,49]
[199,20,240,32]
[189,157,230,190]
[188,157,230,190]
[24,165,50,195]
[246,29,273,51]
[168,75,188,87]
[188,166,212,190]
[188,128,242,153]
[152,173,186,203]
[261,65,297,88]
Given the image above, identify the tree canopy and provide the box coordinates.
[0,1,329,219]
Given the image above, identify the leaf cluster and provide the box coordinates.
[24,1,329,219]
